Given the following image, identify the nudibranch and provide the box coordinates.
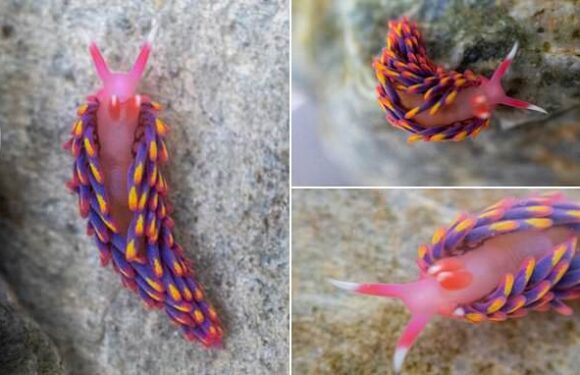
[373,17,548,142]
[62,30,223,346]
[331,193,580,373]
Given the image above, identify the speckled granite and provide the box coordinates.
[0,276,65,375]
[292,190,580,374]
[0,1,289,374]
[293,0,580,186]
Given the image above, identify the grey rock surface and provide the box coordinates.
[292,189,580,374]
[293,0,580,186]
[0,276,65,375]
[0,1,289,374]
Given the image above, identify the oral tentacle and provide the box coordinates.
[330,279,435,374]
[129,22,156,83]
[491,41,518,84]
[393,314,433,375]
[89,42,111,81]
[499,96,548,114]
[130,41,152,83]
[486,41,548,115]
[329,279,405,298]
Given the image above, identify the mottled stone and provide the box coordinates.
[0,276,65,375]
[0,1,288,374]
[293,0,580,186]
[292,190,580,374]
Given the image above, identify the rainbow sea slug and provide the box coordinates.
[373,17,547,142]
[63,29,223,346]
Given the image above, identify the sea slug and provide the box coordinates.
[331,193,580,373]
[373,17,547,142]
[63,29,223,346]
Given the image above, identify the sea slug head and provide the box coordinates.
[330,257,474,374]
[89,25,157,117]
[468,42,548,120]
[396,257,474,319]
[469,77,499,120]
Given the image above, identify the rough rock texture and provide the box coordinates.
[0,1,289,374]
[0,276,65,375]
[293,0,580,186]
[292,190,580,375]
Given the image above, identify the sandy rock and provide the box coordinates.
[0,276,65,375]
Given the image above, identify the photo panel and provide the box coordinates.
[292,1,580,186]
[292,189,580,374]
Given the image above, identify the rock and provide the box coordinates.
[292,189,580,374]
[293,0,580,186]
[0,276,65,375]
[0,1,288,374]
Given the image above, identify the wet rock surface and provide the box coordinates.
[292,190,580,374]
[293,0,580,186]
[0,1,289,374]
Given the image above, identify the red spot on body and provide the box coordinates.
[109,95,120,120]
[471,94,491,119]
[436,271,473,290]
[429,258,473,290]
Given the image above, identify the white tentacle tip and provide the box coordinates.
[147,19,159,45]
[507,41,518,61]
[328,279,359,292]
[393,346,409,374]
[527,104,548,114]
[427,264,442,275]
[453,307,465,317]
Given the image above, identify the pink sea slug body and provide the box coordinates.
[373,17,547,142]
[331,194,580,373]
[63,31,223,346]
